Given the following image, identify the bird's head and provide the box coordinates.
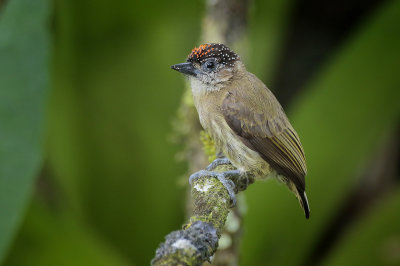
[171,43,242,90]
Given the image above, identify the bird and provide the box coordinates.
[171,43,310,219]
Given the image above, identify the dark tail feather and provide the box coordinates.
[297,189,310,219]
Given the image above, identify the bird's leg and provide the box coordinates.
[215,151,225,158]
[189,170,237,207]
[189,168,255,207]
[190,154,255,207]
[206,157,232,171]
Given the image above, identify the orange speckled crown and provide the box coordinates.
[187,43,239,67]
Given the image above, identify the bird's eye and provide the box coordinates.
[202,59,217,72]
[206,61,215,68]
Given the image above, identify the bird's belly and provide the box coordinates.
[209,120,272,179]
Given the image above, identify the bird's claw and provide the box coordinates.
[189,170,208,186]
[206,157,232,171]
[189,170,237,207]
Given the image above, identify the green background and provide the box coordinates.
[0,0,399,265]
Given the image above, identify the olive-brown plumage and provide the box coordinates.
[172,43,310,218]
[222,73,309,218]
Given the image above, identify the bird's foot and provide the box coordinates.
[206,157,232,171]
[189,170,237,207]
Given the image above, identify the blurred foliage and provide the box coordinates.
[4,201,130,266]
[246,0,293,81]
[200,131,217,163]
[0,0,50,262]
[0,0,399,265]
[323,189,400,266]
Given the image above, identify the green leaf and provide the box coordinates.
[241,1,400,265]
[0,0,50,262]
[3,200,131,266]
[45,1,201,265]
[322,189,400,266]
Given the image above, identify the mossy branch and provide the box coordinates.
[162,1,251,263]
[152,164,247,265]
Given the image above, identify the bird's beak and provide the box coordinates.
[171,62,197,77]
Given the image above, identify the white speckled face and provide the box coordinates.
[188,66,235,94]
[186,43,240,91]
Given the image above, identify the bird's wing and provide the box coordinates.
[221,76,307,191]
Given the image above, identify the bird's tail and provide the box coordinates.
[296,188,310,219]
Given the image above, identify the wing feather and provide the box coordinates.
[221,76,307,190]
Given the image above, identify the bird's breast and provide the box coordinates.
[192,86,272,178]
[207,116,272,177]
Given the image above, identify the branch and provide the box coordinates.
[164,1,251,264]
[152,164,249,265]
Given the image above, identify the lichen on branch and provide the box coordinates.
[158,0,251,263]
[152,164,240,265]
